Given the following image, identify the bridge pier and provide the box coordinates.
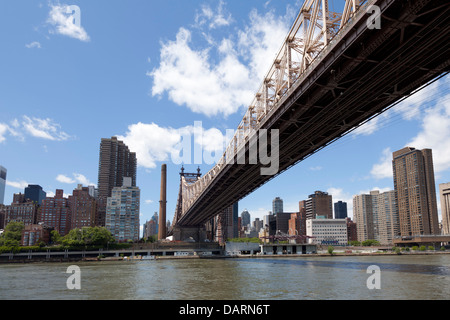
[172,226,207,243]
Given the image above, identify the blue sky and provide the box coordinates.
[1,0,449,231]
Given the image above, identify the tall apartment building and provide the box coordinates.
[0,166,6,205]
[105,178,140,242]
[300,191,333,220]
[439,183,450,235]
[69,185,97,229]
[272,197,283,215]
[38,189,71,236]
[377,190,399,245]
[334,201,348,219]
[393,147,439,236]
[97,137,137,226]
[353,190,399,244]
[353,193,375,242]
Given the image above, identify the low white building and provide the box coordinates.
[306,218,348,246]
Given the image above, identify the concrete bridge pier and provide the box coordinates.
[172,226,207,242]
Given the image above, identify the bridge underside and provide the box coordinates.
[177,0,450,227]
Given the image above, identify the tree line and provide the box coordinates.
[0,222,131,253]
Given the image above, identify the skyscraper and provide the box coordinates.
[240,209,250,228]
[439,183,450,235]
[353,193,375,242]
[0,166,6,205]
[334,201,348,219]
[353,190,399,244]
[300,191,333,220]
[97,137,137,226]
[272,197,283,215]
[392,147,439,236]
[105,177,140,242]
[24,185,46,206]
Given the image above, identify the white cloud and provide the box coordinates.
[406,85,450,174]
[56,174,75,184]
[149,5,294,117]
[370,147,393,180]
[237,9,293,81]
[195,0,233,29]
[117,122,188,169]
[73,173,96,187]
[6,180,29,190]
[0,116,71,143]
[117,122,229,169]
[145,200,154,205]
[0,124,9,143]
[352,114,386,136]
[56,173,96,187]
[149,28,254,117]
[22,116,71,141]
[47,3,90,42]
[25,41,41,49]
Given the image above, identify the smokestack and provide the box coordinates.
[158,164,167,240]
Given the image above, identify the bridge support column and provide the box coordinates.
[172,226,207,243]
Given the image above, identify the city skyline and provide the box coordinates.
[1,0,449,229]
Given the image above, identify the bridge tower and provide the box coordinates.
[172,166,207,242]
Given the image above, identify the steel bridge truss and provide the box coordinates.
[174,0,365,227]
[173,0,450,228]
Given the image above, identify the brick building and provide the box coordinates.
[38,189,71,236]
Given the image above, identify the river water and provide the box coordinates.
[1,254,450,300]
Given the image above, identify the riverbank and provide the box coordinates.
[2,247,450,264]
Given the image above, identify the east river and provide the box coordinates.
[1,254,450,300]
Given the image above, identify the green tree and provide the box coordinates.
[62,227,115,248]
[50,230,62,244]
[328,246,334,255]
[0,221,25,247]
[362,239,380,247]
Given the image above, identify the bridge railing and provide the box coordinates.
[178,0,373,222]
